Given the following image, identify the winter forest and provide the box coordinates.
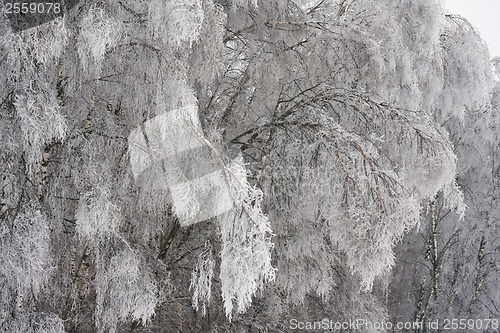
[0,0,499,332]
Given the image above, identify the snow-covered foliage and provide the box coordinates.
[95,250,158,333]
[190,241,215,316]
[187,0,227,82]
[2,19,68,176]
[2,20,65,71]
[75,187,121,244]
[0,205,53,331]
[0,205,52,296]
[1,313,66,333]
[1,0,499,331]
[493,57,500,81]
[14,88,67,176]
[437,14,495,122]
[218,156,275,319]
[3,17,68,77]
[77,5,122,73]
[231,0,259,9]
[148,0,204,47]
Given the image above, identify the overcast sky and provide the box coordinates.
[444,0,500,58]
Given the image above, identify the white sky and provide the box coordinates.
[444,0,500,58]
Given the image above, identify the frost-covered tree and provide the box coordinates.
[389,14,500,330]
[0,0,499,332]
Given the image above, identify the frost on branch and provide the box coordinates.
[3,16,68,80]
[258,95,465,293]
[190,241,215,316]
[187,0,227,82]
[217,156,275,320]
[5,22,68,177]
[77,5,122,74]
[2,313,65,333]
[328,195,422,291]
[95,249,158,333]
[14,85,67,177]
[322,109,465,291]
[3,17,68,77]
[75,187,121,245]
[0,204,52,318]
[231,0,259,9]
[438,15,494,121]
[148,0,204,47]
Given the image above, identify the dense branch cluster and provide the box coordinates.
[0,0,498,332]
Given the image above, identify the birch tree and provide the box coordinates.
[0,0,499,332]
[389,16,500,330]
